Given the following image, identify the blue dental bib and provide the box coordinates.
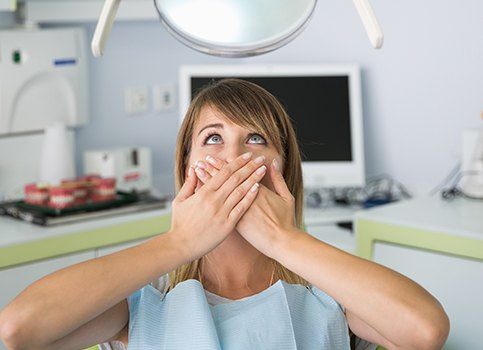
[127,279,350,349]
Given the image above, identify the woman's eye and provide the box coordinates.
[250,134,265,143]
[205,134,220,145]
[204,134,266,145]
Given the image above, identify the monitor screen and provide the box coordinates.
[190,76,352,163]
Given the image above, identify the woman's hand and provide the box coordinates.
[169,152,267,261]
[194,156,298,258]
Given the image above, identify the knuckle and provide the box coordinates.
[219,168,231,179]
[229,173,241,184]
[236,205,243,214]
[234,186,245,198]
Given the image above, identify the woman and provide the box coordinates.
[0,79,449,350]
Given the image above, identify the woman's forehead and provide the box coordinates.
[197,105,228,125]
[194,105,250,133]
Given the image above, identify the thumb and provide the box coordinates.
[177,166,197,201]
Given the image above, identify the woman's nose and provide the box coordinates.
[224,144,248,163]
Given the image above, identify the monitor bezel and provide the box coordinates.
[179,64,365,188]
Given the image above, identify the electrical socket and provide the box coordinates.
[153,84,175,112]
[125,86,149,115]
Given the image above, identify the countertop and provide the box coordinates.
[356,196,483,241]
[0,208,172,269]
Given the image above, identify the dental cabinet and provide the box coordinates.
[355,196,483,349]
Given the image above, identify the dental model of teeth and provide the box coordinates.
[24,176,117,209]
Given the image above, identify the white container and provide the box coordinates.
[39,122,76,186]
[84,147,152,193]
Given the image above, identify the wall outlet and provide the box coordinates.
[153,84,176,112]
[125,86,149,114]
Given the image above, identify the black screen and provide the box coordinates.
[190,76,352,162]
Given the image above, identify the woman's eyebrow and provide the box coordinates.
[197,123,223,136]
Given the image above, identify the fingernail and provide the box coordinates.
[195,160,207,169]
[242,152,252,160]
[254,155,265,165]
[250,183,259,192]
[206,155,216,165]
[188,166,194,177]
[256,165,267,175]
[195,167,206,178]
[272,159,280,171]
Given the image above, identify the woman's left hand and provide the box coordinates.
[193,156,298,258]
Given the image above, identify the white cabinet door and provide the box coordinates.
[374,242,483,350]
[0,251,95,350]
[97,238,149,257]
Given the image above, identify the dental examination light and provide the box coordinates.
[92,0,384,58]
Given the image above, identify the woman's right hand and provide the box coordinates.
[168,152,267,261]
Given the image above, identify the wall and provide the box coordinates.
[73,0,483,196]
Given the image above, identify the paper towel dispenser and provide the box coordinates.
[0,27,89,135]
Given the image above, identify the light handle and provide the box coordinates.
[352,0,384,49]
[91,0,121,57]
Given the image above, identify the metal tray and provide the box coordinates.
[0,191,168,226]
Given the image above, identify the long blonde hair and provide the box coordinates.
[167,78,308,292]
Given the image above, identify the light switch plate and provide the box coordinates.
[153,84,175,112]
[125,86,148,114]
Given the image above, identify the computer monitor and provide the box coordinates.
[179,64,365,188]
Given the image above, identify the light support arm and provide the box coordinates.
[91,0,384,58]
[91,0,121,57]
[352,0,384,49]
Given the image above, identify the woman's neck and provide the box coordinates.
[200,230,275,297]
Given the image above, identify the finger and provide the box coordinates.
[205,155,226,171]
[217,155,266,198]
[224,164,267,210]
[195,167,212,187]
[227,182,260,224]
[270,158,293,200]
[194,166,210,184]
[195,160,218,178]
[177,166,197,201]
[194,178,203,192]
[205,152,252,191]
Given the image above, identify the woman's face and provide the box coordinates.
[187,106,283,190]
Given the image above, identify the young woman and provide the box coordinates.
[0,79,449,350]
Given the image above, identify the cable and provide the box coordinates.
[429,163,461,196]
[305,174,412,208]
[440,170,479,200]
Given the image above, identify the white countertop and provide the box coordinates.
[0,208,171,249]
[356,196,483,241]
